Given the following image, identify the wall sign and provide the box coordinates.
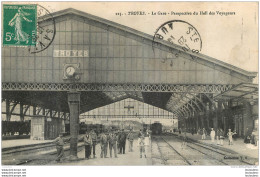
[53,50,89,57]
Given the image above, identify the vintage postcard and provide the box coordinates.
[1,1,259,176]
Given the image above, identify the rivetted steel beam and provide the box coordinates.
[2,82,234,93]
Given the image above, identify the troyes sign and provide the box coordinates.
[53,50,89,57]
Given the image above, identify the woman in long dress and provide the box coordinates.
[8,7,32,44]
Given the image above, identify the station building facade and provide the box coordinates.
[2,8,258,139]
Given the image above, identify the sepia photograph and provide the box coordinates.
[1,1,259,176]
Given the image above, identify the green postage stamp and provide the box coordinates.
[3,4,37,46]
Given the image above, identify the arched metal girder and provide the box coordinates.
[179,103,192,116]
[179,99,198,114]
[176,109,184,117]
[179,106,189,117]
[173,108,184,117]
[171,103,190,117]
[185,93,203,112]
[170,90,202,115]
[174,110,184,118]
[193,93,207,109]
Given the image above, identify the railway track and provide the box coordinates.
[15,144,85,165]
[160,135,255,165]
[152,136,192,165]
[2,139,85,165]
[161,137,192,165]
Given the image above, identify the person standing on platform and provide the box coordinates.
[104,129,109,157]
[144,129,150,155]
[90,129,97,158]
[82,131,92,159]
[138,129,143,138]
[227,129,236,145]
[201,128,206,140]
[197,128,201,135]
[118,129,127,154]
[144,129,150,145]
[210,128,215,143]
[219,128,224,146]
[100,130,108,158]
[115,129,120,153]
[251,129,258,146]
[127,128,134,152]
[244,128,251,144]
[108,129,118,158]
[191,127,194,135]
[138,133,146,158]
[53,133,65,162]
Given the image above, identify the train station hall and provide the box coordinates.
[1,8,259,166]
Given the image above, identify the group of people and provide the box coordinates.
[53,128,140,162]
[82,128,135,159]
[244,128,259,146]
[208,128,236,145]
[178,127,239,146]
[198,127,236,145]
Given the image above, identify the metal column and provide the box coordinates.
[67,91,80,160]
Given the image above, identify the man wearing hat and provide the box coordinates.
[118,129,127,154]
[53,133,65,162]
[90,129,97,158]
[79,131,92,159]
[99,129,108,158]
[108,129,118,158]
[127,128,134,152]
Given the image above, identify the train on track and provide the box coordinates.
[142,122,163,135]
[151,123,162,135]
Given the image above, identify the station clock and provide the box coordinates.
[63,63,82,80]
[65,66,76,77]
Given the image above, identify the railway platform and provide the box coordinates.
[2,139,53,149]
[50,140,152,165]
[173,132,258,159]
[2,134,258,165]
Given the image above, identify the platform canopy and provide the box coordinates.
[215,83,258,102]
[2,8,258,119]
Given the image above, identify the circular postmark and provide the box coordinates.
[28,4,56,53]
[152,20,202,62]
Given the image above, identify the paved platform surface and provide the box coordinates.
[49,139,152,166]
[2,139,53,149]
[174,132,258,159]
